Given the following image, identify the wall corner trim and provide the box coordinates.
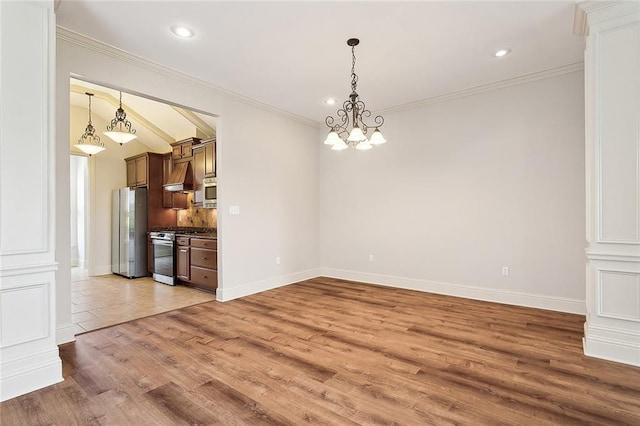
[216,268,321,302]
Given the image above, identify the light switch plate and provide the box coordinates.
[229,206,240,215]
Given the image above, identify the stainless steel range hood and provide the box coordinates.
[164,161,194,192]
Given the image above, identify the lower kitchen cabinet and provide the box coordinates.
[175,236,217,293]
[147,240,154,276]
[176,246,190,281]
[176,237,190,281]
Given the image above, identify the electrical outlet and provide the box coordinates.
[229,205,240,215]
[276,257,281,265]
[502,266,509,276]
[368,254,374,262]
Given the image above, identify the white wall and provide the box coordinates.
[319,71,586,313]
[55,30,320,342]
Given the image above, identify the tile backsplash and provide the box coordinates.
[176,193,217,228]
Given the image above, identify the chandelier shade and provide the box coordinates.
[104,91,137,145]
[74,92,105,156]
[324,38,386,151]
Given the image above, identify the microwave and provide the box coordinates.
[203,177,217,208]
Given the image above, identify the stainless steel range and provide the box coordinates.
[149,231,175,285]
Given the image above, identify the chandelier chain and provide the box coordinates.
[351,45,358,94]
[87,95,93,124]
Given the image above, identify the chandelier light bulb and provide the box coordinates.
[324,130,341,145]
[369,128,387,145]
[75,143,106,156]
[347,126,366,143]
[331,138,349,151]
[355,139,373,151]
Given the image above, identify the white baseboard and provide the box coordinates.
[71,258,87,269]
[56,323,76,345]
[217,268,321,302]
[91,265,113,276]
[583,323,640,367]
[318,267,586,315]
[0,348,63,402]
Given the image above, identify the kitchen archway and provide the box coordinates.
[68,77,220,334]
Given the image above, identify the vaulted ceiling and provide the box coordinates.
[57,1,584,124]
[70,78,217,152]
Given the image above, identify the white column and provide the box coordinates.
[0,1,62,400]
[581,1,640,366]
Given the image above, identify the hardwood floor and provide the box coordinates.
[2,277,639,425]
[71,268,215,333]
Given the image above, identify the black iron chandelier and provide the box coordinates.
[74,93,105,156]
[104,91,137,145]
[323,38,386,151]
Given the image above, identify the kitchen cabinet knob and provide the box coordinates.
[203,275,208,279]
[202,257,207,260]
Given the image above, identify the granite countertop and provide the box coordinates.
[176,232,217,239]
[149,226,216,233]
[149,227,217,239]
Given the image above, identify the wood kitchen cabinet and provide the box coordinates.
[176,236,191,281]
[147,237,154,276]
[193,145,205,205]
[189,238,217,292]
[125,152,176,229]
[192,138,216,206]
[175,236,217,293]
[201,137,216,177]
[171,137,200,162]
[126,154,148,187]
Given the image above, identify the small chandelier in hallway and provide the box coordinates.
[74,92,105,156]
[323,38,387,151]
[104,91,137,145]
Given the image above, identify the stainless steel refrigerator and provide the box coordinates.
[111,187,148,278]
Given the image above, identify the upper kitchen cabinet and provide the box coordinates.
[202,137,216,177]
[124,152,175,227]
[171,137,200,162]
[192,138,216,205]
[125,153,151,188]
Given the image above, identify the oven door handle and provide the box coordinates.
[152,240,174,247]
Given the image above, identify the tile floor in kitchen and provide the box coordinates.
[71,267,216,334]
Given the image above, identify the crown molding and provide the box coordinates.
[56,26,321,129]
[573,3,590,36]
[377,62,585,116]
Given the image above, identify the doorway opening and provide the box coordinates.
[68,77,219,335]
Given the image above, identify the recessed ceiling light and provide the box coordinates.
[494,48,511,58]
[325,98,336,105]
[170,25,195,39]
